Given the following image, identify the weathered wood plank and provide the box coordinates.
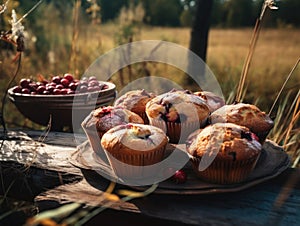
[1,130,299,226]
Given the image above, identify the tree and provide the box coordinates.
[185,0,213,87]
[142,0,183,26]
[189,0,213,62]
[224,0,255,27]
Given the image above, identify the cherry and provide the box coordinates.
[81,77,88,82]
[55,84,64,90]
[88,76,97,81]
[63,73,74,82]
[172,170,187,184]
[12,86,22,93]
[28,83,38,92]
[52,76,61,84]
[12,74,109,95]
[60,89,68,95]
[79,80,88,87]
[67,89,75,95]
[20,79,31,88]
[53,89,61,95]
[68,82,77,91]
[46,85,55,93]
[80,85,88,93]
[251,133,260,142]
[48,82,57,87]
[21,88,30,94]
[88,80,99,87]
[61,78,70,87]
[36,86,46,94]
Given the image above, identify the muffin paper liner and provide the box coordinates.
[190,153,261,184]
[105,144,167,179]
[149,118,207,144]
[82,127,105,156]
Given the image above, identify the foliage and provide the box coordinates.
[142,0,183,26]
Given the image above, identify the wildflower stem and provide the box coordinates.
[0,53,22,137]
[15,0,43,26]
[268,58,300,116]
[235,0,278,103]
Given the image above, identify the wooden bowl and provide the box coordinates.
[8,81,116,131]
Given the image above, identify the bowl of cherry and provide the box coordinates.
[8,73,116,131]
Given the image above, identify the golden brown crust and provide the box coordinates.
[145,89,210,123]
[114,89,156,114]
[193,91,225,112]
[187,123,262,161]
[209,103,274,134]
[101,123,168,165]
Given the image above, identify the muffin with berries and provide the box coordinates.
[145,89,210,143]
[101,123,168,180]
[186,123,262,184]
[114,89,156,124]
[81,106,144,155]
[209,103,274,144]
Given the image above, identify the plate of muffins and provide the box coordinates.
[70,88,291,194]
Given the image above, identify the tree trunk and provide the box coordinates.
[186,0,213,87]
[190,0,213,62]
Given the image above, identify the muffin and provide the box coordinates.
[186,123,262,184]
[145,89,210,144]
[209,103,274,143]
[193,91,225,112]
[114,89,156,124]
[101,123,168,179]
[81,106,144,155]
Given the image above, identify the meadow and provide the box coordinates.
[1,23,299,164]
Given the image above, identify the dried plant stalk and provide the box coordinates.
[235,0,278,103]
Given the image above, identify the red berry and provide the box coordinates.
[61,78,70,87]
[251,133,260,142]
[46,85,55,93]
[21,88,30,94]
[81,77,88,82]
[68,82,77,91]
[53,89,61,95]
[67,89,75,95]
[28,83,38,92]
[79,80,88,87]
[20,79,31,88]
[12,86,22,93]
[60,89,68,94]
[48,82,57,87]
[55,84,64,90]
[88,76,97,81]
[43,90,50,95]
[79,85,88,93]
[172,170,187,184]
[88,80,99,87]
[52,76,61,84]
[36,86,46,94]
[63,73,74,82]
[36,82,43,86]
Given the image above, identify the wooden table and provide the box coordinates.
[0,130,299,226]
